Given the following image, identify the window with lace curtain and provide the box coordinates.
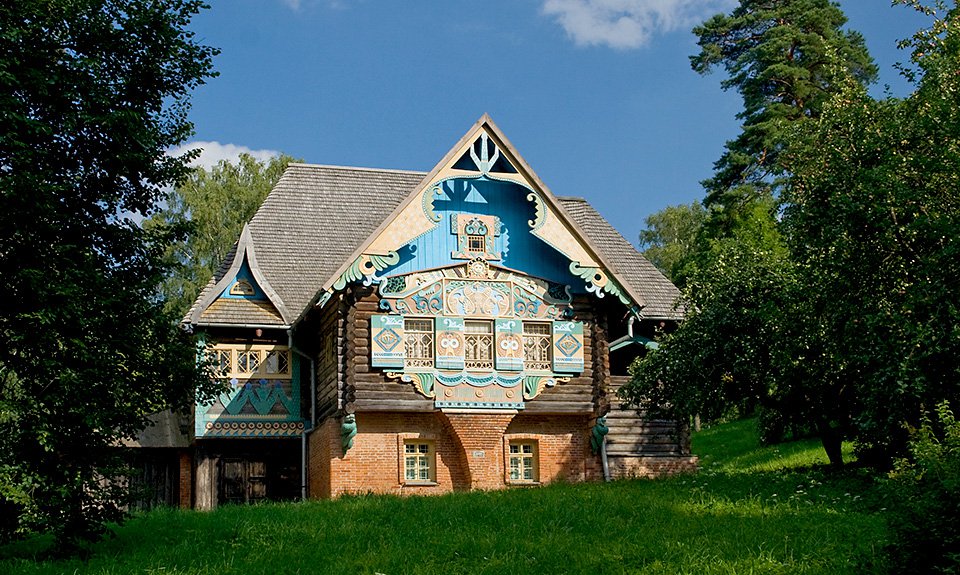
[464,319,493,370]
[404,318,434,368]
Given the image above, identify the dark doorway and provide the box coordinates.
[202,439,301,507]
[219,458,268,505]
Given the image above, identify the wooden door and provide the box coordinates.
[218,458,267,505]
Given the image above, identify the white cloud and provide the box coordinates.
[279,0,302,9]
[541,0,735,49]
[168,141,281,171]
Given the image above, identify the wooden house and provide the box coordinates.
[165,116,695,508]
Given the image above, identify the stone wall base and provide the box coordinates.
[607,455,698,479]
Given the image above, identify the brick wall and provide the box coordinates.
[178,449,193,508]
[504,414,597,483]
[306,411,600,497]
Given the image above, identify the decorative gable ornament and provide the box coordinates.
[322,115,647,314]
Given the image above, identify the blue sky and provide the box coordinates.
[179,0,930,243]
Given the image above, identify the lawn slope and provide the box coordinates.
[0,418,888,574]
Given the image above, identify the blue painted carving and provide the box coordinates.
[445,281,510,316]
[465,218,488,236]
[373,327,401,352]
[555,333,582,357]
[221,260,267,300]
[379,177,577,287]
[435,371,523,388]
[513,286,542,317]
[410,283,443,314]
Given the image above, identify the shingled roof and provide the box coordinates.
[558,197,682,320]
[187,163,681,327]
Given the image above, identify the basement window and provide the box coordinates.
[508,441,539,483]
[403,441,436,484]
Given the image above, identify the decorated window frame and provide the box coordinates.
[504,437,539,484]
[397,433,437,485]
[404,317,435,369]
[207,344,292,380]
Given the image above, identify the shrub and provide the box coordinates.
[883,401,960,574]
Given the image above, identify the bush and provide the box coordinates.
[883,401,960,574]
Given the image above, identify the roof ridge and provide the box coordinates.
[286,162,428,176]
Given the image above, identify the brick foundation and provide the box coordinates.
[306,411,602,497]
[607,455,699,478]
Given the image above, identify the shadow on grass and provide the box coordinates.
[0,418,890,574]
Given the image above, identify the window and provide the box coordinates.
[404,441,435,483]
[206,345,291,380]
[464,320,494,370]
[264,350,289,374]
[508,441,538,483]
[467,234,486,254]
[523,322,552,371]
[237,350,261,374]
[404,318,434,368]
[229,279,256,296]
[213,349,232,378]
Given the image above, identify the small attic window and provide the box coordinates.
[230,279,256,296]
[467,234,486,254]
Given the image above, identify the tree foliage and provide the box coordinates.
[782,0,960,463]
[627,0,960,468]
[0,0,220,550]
[884,401,960,573]
[691,0,877,211]
[637,202,705,288]
[147,153,297,318]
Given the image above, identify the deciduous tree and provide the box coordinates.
[0,0,220,550]
[147,153,297,318]
[637,202,705,288]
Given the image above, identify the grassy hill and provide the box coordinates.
[0,419,890,574]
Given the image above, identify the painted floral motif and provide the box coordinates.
[445,281,510,316]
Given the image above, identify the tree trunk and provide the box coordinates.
[817,421,844,468]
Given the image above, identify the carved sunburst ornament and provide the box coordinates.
[467,257,489,278]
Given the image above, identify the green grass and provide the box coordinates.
[0,419,890,574]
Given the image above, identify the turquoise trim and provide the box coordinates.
[220,260,267,300]
[609,335,659,352]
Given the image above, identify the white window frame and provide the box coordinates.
[403,317,435,369]
[464,319,494,371]
[400,439,436,485]
[506,439,539,484]
[522,321,553,372]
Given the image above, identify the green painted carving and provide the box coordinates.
[526,192,545,230]
[403,372,436,397]
[602,277,632,306]
[590,416,609,455]
[341,414,357,455]
[522,375,557,400]
[381,276,407,295]
[220,379,297,416]
[569,262,631,306]
[333,251,401,290]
